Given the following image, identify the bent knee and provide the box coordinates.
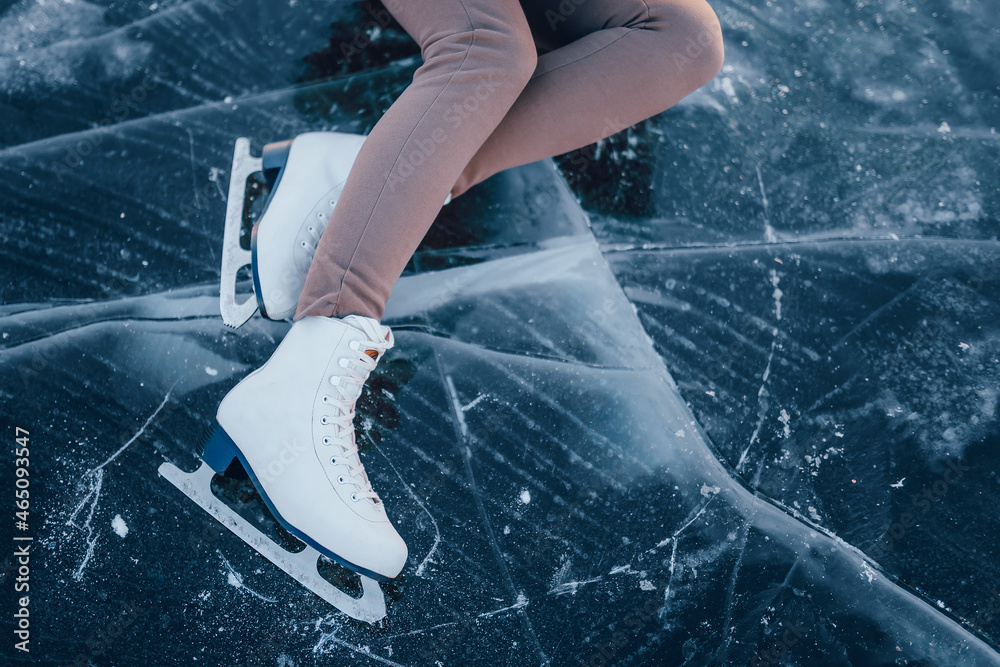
[421,19,537,91]
[646,0,725,89]
[486,24,538,88]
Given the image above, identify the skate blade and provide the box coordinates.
[220,137,263,328]
[158,460,387,623]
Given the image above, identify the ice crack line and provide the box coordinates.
[442,373,549,665]
[316,637,405,667]
[757,164,777,243]
[312,612,404,667]
[445,375,470,439]
[217,550,277,603]
[664,539,679,604]
[68,386,175,581]
[735,269,782,475]
[735,336,776,475]
[657,496,716,606]
[374,444,441,578]
[388,599,530,640]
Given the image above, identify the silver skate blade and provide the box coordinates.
[158,460,387,623]
[220,137,262,328]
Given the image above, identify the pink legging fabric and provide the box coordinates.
[296,0,724,321]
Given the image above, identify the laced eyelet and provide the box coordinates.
[300,241,308,248]
[338,358,349,368]
[322,395,330,404]
[350,492,359,502]
[329,199,337,207]
[322,437,332,446]
[330,456,338,465]
[337,475,346,485]
[307,225,315,233]
[320,415,330,425]
[349,340,360,351]
[316,212,324,219]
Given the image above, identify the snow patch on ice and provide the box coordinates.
[519,488,531,504]
[639,580,656,591]
[205,366,218,376]
[111,514,128,538]
[700,483,720,498]
[0,0,152,94]
[770,269,783,321]
[0,0,107,55]
[778,409,791,438]
[550,558,573,588]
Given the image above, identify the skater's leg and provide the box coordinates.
[452,0,725,196]
[296,0,537,321]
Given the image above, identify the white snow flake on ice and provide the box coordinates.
[720,76,737,101]
[700,483,720,498]
[205,366,218,376]
[938,121,951,134]
[778,409,791,438]
[860,561,877,584]
[770,268,783,321]
[111,514,128,538]
[519,489,531,504]
[639,580,655,591]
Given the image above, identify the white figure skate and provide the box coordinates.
[218,132,366,328]
[158,314,406,621]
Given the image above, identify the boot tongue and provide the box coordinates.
[342,314,381,340]
[341,314,392,348]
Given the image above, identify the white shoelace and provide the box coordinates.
[320,319,393,503]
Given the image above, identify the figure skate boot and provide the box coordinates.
[204,314,407,581]
[219,132,366,328]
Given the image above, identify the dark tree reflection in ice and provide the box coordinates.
[1,0,998,664]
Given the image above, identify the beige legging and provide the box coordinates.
[296,0,724,321]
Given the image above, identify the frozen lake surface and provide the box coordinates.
[1,0,998,664]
